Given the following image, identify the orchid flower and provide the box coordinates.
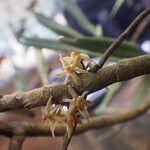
[42,98,63,137]
[56,55,87,85]
[66,50,91,68]
[64,86,92,120]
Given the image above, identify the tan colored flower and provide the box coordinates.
[56,55,87,85]
[42,86,91,138]
[75,96,91,120]
[66,50,91,68]
[42,98,63,137]
[64,86,92,120]
[65,115,77,138]
[64,112,81,138]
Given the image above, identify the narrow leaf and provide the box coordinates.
[35,13,83,38]
[60,37,145,58]
[20,37,100,56]
[110,0,125,17]
[62,0,95,35]
[94,83,122,114]
[132,76,150,106]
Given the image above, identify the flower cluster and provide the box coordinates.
[56,50,91,85]
[42,86,91,138]
[42,50,92,138]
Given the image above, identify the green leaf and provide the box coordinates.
[34,13,83,38]
[62,0,96,35]
[20,37,100,56]
[110,0,125,17]
[34,48,49,85]
[13,65,28,91]
[60,37,145,58]
[132,76,150,106]
[94,83,122,114]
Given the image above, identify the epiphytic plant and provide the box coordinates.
[43,50,92,138]
[0,3,149,150]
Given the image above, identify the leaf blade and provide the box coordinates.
[62,0,96,35]
[20,37,100,56]
[60,37,145,58]
[35,12,83,38]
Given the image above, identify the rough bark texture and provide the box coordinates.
[0,100,149,137]
[0,55,150,112]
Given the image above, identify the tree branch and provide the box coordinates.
[8,135,25,150]
[132,14,150,43]
[0,100,149,137]
[0,55,150,112]
[92,7,150,72]
[8,126,25,150]
[59,125,76,150]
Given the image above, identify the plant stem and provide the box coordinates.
[92,7,150,72]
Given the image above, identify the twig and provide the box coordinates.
[97,124,123,142]
[92,7,150,72]
[59,125,76,150]
[8,135,25,150]
[59,90,89,150]
[8,126,25,150]
[0,54,150,112]
[0,100,149,137]
[132,14,150,43]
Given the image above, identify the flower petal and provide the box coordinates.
[72,55,81,67]
[68,85,78,99]
[81,91,89,98]
[56,70,66,78]
[66,123,73,138]
[71,73,81,85]
[59,55,72,69]
[85,100,93,107]
[64,73,70,84]
[45,97,52,114]
[75,67,88,73]
[78,106,89,120]
[50,122,56,137]
[63,98,73,103]
[80,54,91,61]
